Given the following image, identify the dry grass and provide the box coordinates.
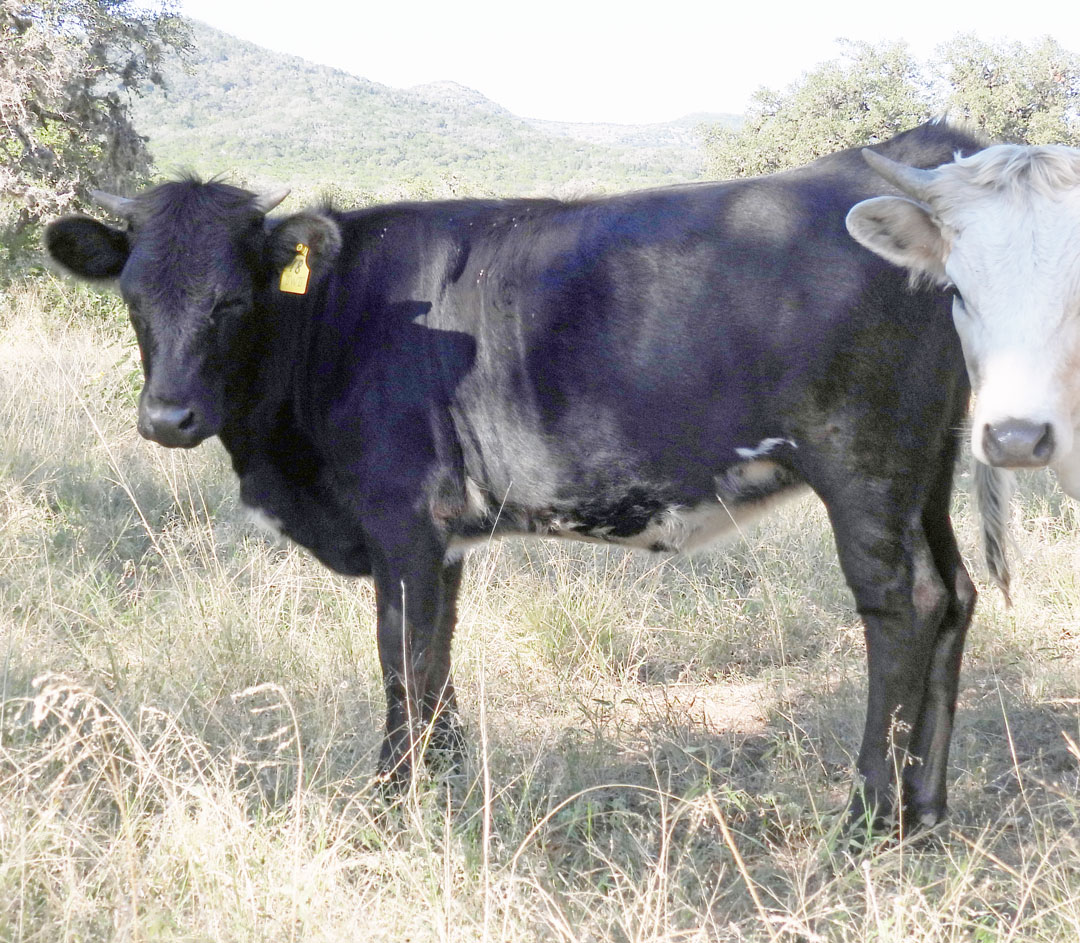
[0,276,1077,941]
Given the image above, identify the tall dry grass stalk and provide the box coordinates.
[0,276,1076,940]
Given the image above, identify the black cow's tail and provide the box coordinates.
[973,460,1013,606]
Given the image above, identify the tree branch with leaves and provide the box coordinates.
[701,36,1080,180]
[1,0,190,244]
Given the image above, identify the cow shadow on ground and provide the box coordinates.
[432,657,1078,852]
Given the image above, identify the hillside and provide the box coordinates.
[131,22,735,200]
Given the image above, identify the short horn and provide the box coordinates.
[254,186,290,214]
[861,149,938,203]
[91,190,135,217]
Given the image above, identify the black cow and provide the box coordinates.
[46,121,989,831]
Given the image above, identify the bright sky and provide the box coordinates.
[173,0,1077,125]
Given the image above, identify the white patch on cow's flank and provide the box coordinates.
[734,437,797,461]
[595,459,804,554]
[719,458,787,491]
[444,538,482,563]
[613,486,806,555]
[616,503,740,553]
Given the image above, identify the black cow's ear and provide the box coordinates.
[44,216,130,280]
[266,212,342,287]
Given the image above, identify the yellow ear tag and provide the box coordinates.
[279,243,310,294]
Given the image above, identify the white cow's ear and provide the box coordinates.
[846,196,949,284]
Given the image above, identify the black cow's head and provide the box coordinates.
[45,180,341,447]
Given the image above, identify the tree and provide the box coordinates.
[1,0,190,242]
[701,36,1080,179]
[938,35,1080,146]
[702,40,932,179]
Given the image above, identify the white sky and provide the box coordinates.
[173,0,1079,125]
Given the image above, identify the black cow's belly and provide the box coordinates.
[446,452,806,556]
[233,426,806,573]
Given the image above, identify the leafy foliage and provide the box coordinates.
[703,36,1080,178]
[939,35,1080,145]
[0,0,190,253]
[702,41,929,178]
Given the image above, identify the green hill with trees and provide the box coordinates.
[130,21,725,201]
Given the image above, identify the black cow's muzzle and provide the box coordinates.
[138,396,211,448]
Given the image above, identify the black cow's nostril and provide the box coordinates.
[148,403,195,431]
[982,419,1055,468]
[140,398,205,448]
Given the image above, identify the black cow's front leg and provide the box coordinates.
[369,525,457,787]
[420,557,467,770]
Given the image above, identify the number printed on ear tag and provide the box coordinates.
[279,243,310,294]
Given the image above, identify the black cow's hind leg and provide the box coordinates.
[901,475,977,827]
[823,494,952,834]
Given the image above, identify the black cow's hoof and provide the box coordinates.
[424,717,467,775]
[842,790,951,857]
[374,749,414,797]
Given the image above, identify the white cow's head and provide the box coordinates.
[846,143,1080,496]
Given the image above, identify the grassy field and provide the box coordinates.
[0,276,1077,942]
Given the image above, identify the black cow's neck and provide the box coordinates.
[218,278,321,468]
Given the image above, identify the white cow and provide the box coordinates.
[847,139,1080,599]
[848,141,1080,482]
